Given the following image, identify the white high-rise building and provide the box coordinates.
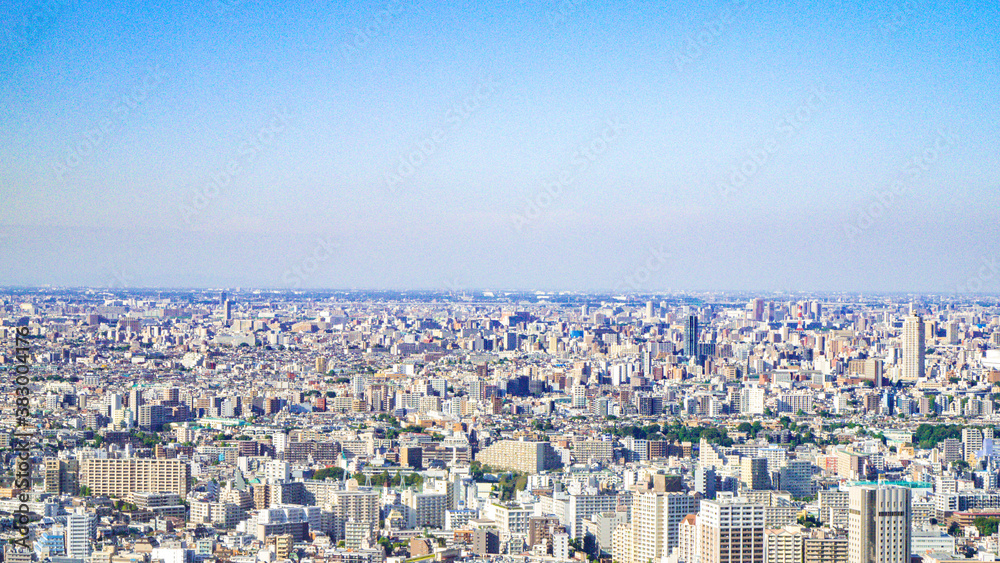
[265,460,291,483]
[572,384,587,409]
[560,490,620,539]
[677,514,698,563]
[351,375,366,397]
[902,313,925,380]
[65,513,96,559]
[741,385,765,415]
[848,486,910,563]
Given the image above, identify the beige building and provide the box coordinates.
[764,525,847,563]
[677,514,698,563]
[848,486,910,563]
[81,459,190,498]
[44,459,79,495]
[611,522,633,563]
[573,440,613,464]
[475,440,562,474]
[620,491,697,563]
[804,531,847,563]
[741,457,771,492]
[765,526,806,563]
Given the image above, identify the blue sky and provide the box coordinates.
[1,0,998,292]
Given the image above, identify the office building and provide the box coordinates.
[330,487,380,540]
[778,461,815,499]
[804,532,847,563]
[403,490,447,529]
[400,446,423,469]
[847,486,910,563]
[696,466,718,499]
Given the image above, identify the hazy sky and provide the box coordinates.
[2,0,998,293]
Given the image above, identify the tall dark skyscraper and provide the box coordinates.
[684,315,698,359]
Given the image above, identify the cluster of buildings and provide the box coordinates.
[1,289,1000,563]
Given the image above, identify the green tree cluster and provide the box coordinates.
[974,517,1000,537]
[913,424,965,449]
[313,467,346,480]
[798,514,821,528]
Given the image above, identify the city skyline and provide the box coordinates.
[3,283,999,561]
[2,1,999,291]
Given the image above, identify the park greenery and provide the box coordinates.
[974,517,1000,537]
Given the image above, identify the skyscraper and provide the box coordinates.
[902,312,925,380]
[848,486,910,563]
[685,315,698,359]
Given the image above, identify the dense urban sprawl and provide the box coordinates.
[2,289,1000,563]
